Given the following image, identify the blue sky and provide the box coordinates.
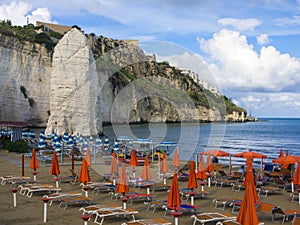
[1,0,300,118]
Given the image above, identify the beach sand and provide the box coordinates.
[0,149,298,225]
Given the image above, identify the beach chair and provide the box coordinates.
[231,182,245,192]
[93,207,138,225]
[212,198,241,210]
[274,178,290,191]
[255,202,277,220]
[58,196,92,210]
[257,186,283,197]
[0,175,32,185]
[122,218,171,225]
[79,204,121,215]
[18,183,61,198]
[145,200,167,213]
[293,216,300,225]
[191,212,236,225]
[163,204,199,217]
[180,189,208,202]
[59,169,78,185]
[272,206,300,223]
[291,191,300,203]
[150,183,171,192]
[213,179,237,189]
[43,191,82,205]
[216,220,265,225]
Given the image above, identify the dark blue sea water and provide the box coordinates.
[103,118,300,166]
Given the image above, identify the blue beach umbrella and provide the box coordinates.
[104,136,109,147]
[89,136,94,145]
[29,131,36,140]
[55,142,61,152]
[113,139,120,151]
[38,135,46,149]
[95,137,102,148]
[62,132,69,143]
[83,140,88,151]
[67,137,74,149]
[78,135,83,147]
[53,134,59,146]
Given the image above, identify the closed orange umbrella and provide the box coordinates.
[279,149,284,158]
[30,148,39,170]
[116,164,129,195]
[188,160,197,190]
[78,158,90,184]
[237,169,259,225]
[141,156,152,180]
[160,152,169,174]
[110,151,118,174]
[196,156,207,180]
[129,149,138,167]
[293,162,300,186]
[172,149,180,169]
[50,151,60,176]
[85,148,91,167]
[167,173,181,210]
[242,161,258,204]
[205,153,214,173]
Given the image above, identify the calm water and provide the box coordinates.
[103,118,300,166]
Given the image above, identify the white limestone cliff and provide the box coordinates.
[45,28,100,136]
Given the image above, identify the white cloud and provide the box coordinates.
[198,29,300,93]
[256,34,271,45]
[0,1,55,26]
[218,18,261,31]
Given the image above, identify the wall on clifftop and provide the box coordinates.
[0,34,52,126]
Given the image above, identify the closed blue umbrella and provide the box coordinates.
[55,142,61,152]
[95,136,102,147]
[113,139,119,151]
[67,137,74,149]
[38,137,46,149]
[62,132,69,143]
[89,136,94,145]
[78,135,83,147]
[29,131,36,140]
[104,136,109,147]
[53,134,59,146]
[83,140,88,151]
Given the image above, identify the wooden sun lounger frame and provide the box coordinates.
[0,175,31,185]
[191,212,236,225]
[58,196,92,210]
[122,218,172,225]
[18,184,61,198]
[93,207,139,225]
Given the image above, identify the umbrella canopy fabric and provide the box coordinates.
[110,152,118,174]
[205,153,214,173]
[62,132,69,143]
[67,137,74,149]
[242,165,258,204]
[104,136,109,147]
[85,148,92,167]
[196,156,207,180]
[293,162,300,185]
[129,149,138,167]
[188,160,197,189]
[167,173,181,210]
[29,149,39,170]
[272,155,300,165]
[235,150,267,159]
[116,164,129,195]
[279,149,284,158]
[160,152,169,174]
[78,158,90,184]
[200,149,230,157]
[237,173,259,225]
[172,149,180,168]
[141,156,152,180]
[50,151,60,176]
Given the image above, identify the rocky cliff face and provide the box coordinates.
[0,27,246,136]
[0,33,52,126]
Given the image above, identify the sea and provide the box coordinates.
[103,118,300,167]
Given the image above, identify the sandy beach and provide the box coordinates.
[0,149,298,225]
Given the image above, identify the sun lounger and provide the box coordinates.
[0,175,31,185]
[257,186,283,197]
[43,191,82,205]
[181,190,208,202]
[79,204,120,215]
[150,184,170,192]
[94,207,139,225]
[122,218,171,225]
[231,182,245,192]
[18,183,61,198]
[212,198,241,210]
[293,216,300,225]
[163,204,199,217]
[216,220,265,225]
[59,169,78,185]
[191,212,236,225]
[58,196,92,210]
[291,191,300,203]
[213,179,237,189]
[145,200,167,213]
[272,207,300,223]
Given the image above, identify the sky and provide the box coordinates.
[0,0,300,118]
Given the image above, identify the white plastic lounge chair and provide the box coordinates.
[79,204,120,215]
[0,175,31,185]
[43,191,82,205]
[122,218,172,225]
[94,207,138,225]
[191,212,236,225]
[58,196,92,210]
[212,198,241,210]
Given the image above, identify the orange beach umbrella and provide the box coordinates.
[78,158,90,184]
[293,162,300,186]
[188,160,197,190]
[50,151,60,176]
[272,155,300,165]
[29,148,39,171]
[235,150,267,159]
[129,149,138,167]
[141,156,152,180]
[116,164,129,195]
[172,149,180,169]
[110,151,118,174]
[167,173,181,210]
[242,161,258,204]
[279,149,284,158]
[160,152,169,174]
[196,156,207,180]
[85,148,92,167]
[237,175,259,225]
[205,153,214,173]
[200,149,230,157]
